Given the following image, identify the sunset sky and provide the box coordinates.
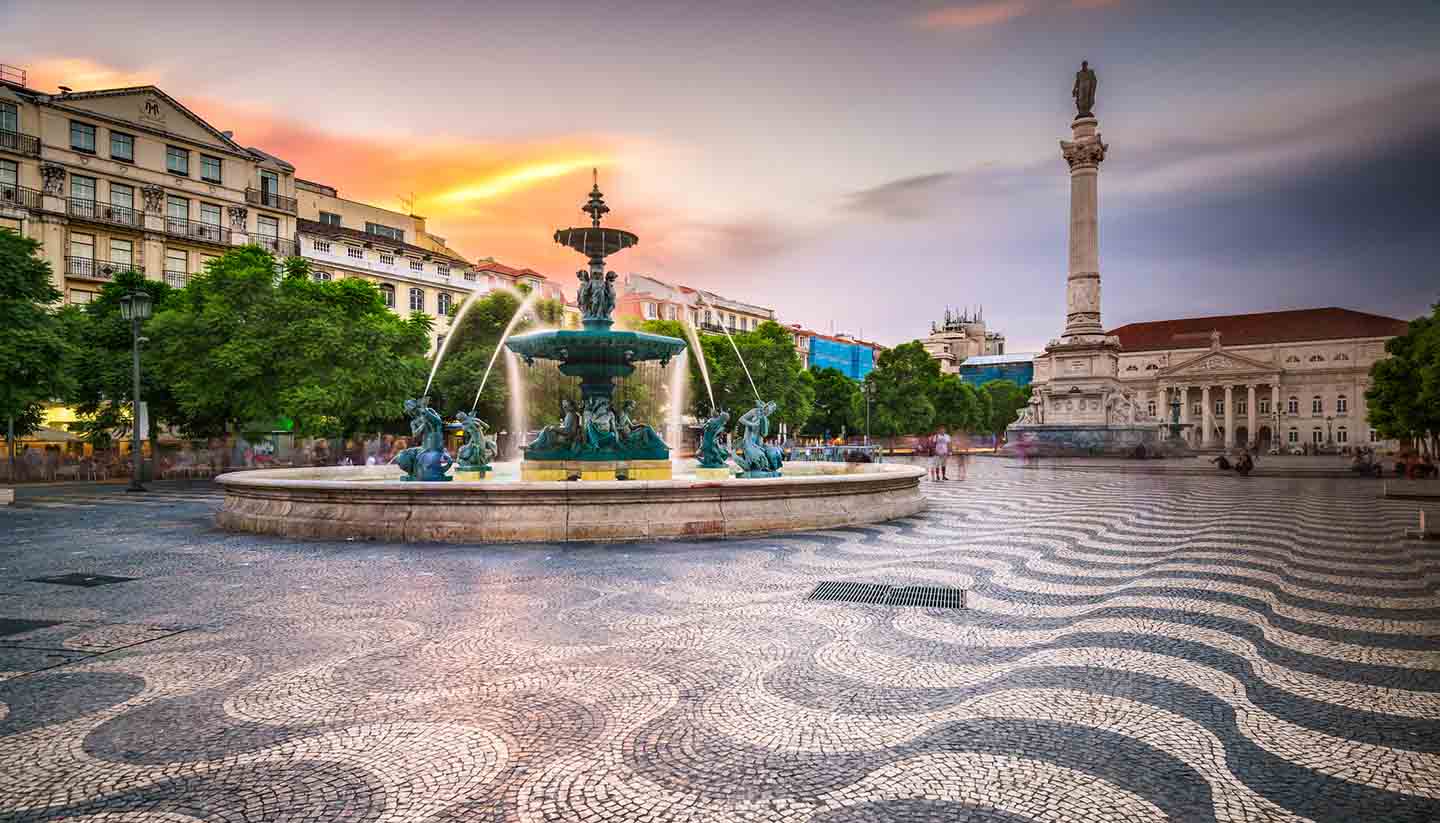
[6,0,1439,349]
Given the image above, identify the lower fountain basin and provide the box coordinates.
[215,461,925,543]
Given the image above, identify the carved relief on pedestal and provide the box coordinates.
[39,163,66,196]
[141,184,165,214]
[227,206,248,230]
[1066,278,1100,312]
[1061,137,1107,170]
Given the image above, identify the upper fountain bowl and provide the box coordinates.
[554,227,638,259]
[506,327,686,369]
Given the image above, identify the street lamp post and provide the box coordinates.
[118,290,152,493]
[863,380,872,447]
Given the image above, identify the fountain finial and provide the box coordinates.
[583,168,610,228]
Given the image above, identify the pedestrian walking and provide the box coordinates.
[931,427,952,481]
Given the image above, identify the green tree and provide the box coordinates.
[806,366,859,438]
[979,378,1031,446]
[695,321,813,431]
[932,373,982,433]
[62,269,182,446]
[865,341,940,435]
[1367,302,1440,457]
[0,229,75,462]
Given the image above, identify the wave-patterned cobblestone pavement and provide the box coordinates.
[0,465,1437,822]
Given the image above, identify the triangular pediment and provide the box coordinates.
[54,87,245,154]
[1162,348,1275,377]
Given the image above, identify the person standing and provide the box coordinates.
[932,427,952,481]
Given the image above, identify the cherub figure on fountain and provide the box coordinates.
[698,409,731,469]
[733,400,783,478]
[396,397,453,482]
[453,411,498,478]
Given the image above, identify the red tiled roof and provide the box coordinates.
[1107,307,1408,352]
[474,261,547,281]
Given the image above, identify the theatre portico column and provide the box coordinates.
[1247,384,1257,448]
[1178,386,1191,444]
[1224,385,1235,447]
[1201,386,1213,447]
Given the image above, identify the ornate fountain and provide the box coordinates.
[504,174,687,481]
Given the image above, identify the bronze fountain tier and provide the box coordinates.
[504,173,687,479]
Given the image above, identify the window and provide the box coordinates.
[1213,400,1223,416]
[71,175,96,201]
[313,239,331,253]
[1145,363,1159,370]
[70,121,97,153]
[167,195,189,221]
[1236,400,1247,415]
[1125,365,1138,372]
[165,248,187,277]
[200,154,223,183]
[0,159,16,187]
[1312,428,1323,444]
[409,259,423,272]
[1258,398,1271,414]
[110,183,134,210]
[1335,353,1350,361]
[1288,429,1299,444]
[256,214,278,237]
[109,239,133,268]
[379,284,395,307]
[1336,395,1348,414]
[366,222,404,242]
[69,232,94,260]
[644,301,656,319]
[1285,355,1300,363]
[1370,429,1378,442]
[463,271,477,282]
[1337,427,1348,444]
[166,145,190,176]
[347,247,364,259]
[1191,402,1201,416]
[438,292,453,316]
[200,202,222,226]
[1287,396,1299,415]
[313,271,332,282]
[68,289,95,304]
[0,102,16,133]
[408,287,425,312]
[1309,354,1325,363]
[1311,396,1323,415]
[110,131,134,162]
[1147,400,1157,417]
[380,253,395,266]
[319,211,342,227]
[667,305,677,321]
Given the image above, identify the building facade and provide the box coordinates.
[785,324,884,381]
[923,308,1006,374]
[957,353,1035,387]
[1,74,297,303]
[1090,308,1408,451]
[618,273,775,333]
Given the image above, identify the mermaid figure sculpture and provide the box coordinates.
[454,411,498,474]
[733,400,782,478]
[617,399,667,453]
[396,397,453,481]
[698,409,730,469]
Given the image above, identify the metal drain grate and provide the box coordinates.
[806,581,967,609]
[807,580,892,605]
[27,573,136,588]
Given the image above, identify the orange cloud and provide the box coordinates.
[23,57,159,92]
[913,1,1030,30]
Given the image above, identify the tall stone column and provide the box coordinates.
[1247,385,1257,448]
[1060,117,1108,341]
[1201,386,1213,447]
[1178,386,1190,443]
[1224,385,1235,447]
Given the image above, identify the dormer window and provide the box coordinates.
[1125,364,1138,371]
[1334,353,1349,361]
[1144,363,1158,370]
[1308,354,1325,362]
[1285,355,1300,363]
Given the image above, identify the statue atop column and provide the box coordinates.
[1072,60,1097,118]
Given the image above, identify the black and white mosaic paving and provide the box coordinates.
[0,466,1437,822]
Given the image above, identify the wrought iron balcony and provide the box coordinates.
[163,270,189,288]
[66,256,140,281]
[68,197,144,229]
[164,216,231,246]
[0,128,40,156]
[245,187,297,213]
[253,234,297,257]
[0,184,41,210]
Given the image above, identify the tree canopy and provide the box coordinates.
[0,229,74,442]
[864,341,940,436]
[690,321,814,430]
[978,379,1031,440]
[807,366,859,438]
[1366,302,1440,456]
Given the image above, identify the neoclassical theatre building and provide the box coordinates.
[1089,307,1407,451]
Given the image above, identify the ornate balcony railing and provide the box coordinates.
[252,234,297,257]
[0,128,40,156]
[0,183,42,210]
[245,187,297,213]
[68,197,145,229]
[164,216,231,246]
[163,270,189,288]
[66,256,140,281]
